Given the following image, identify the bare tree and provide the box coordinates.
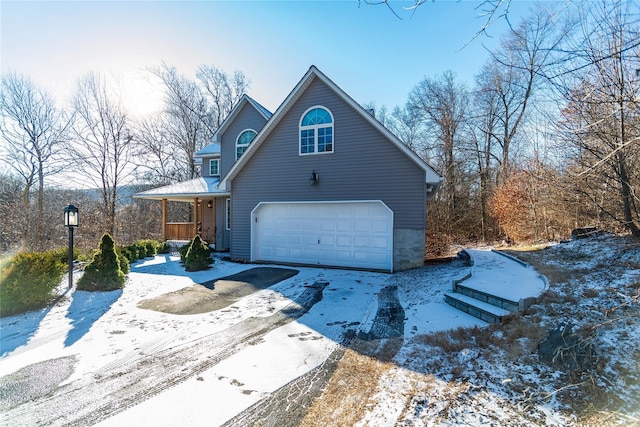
[0,170,25,253]
[197,65,250,130]
[408,70,470,234]
[361,0,514,35]
[468,72,503,240]
[149,64,249,180]
[385,103,430,160]
[134,115,192,184]
[0,73,70,250]
[482,4,569,181]
[70,72,134,235]
[150,64,211,179]
[558,1,640,237]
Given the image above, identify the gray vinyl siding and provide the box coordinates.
[219,103,269,177]
[230,78,426,261]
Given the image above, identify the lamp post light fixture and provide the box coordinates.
[64,204,79,289]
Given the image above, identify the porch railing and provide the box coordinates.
[165,222,196,241]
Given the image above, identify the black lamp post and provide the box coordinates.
[64,204,79,289]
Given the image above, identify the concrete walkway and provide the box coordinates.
[463,249,548,302]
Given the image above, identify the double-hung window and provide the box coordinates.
[236,129,257,160]
[299,107,333,155]
[209,159,219,176]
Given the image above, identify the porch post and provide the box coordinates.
[162,198,167,241]
[193,197,199,237]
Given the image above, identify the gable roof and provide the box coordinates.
[219,66,442,191]
[211,94,272,143]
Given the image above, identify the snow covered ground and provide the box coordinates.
[1,234,638,426]
[1,249,483,425]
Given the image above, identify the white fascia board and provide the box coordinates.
[211,94,272,144]
[221,66,443,189]
[220,68,317,190]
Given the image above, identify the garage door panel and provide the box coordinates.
[288,235,301,245]
[353,236,370,247]
[371,236,390,249]
[336,220,352,232]
[336,235,352,247]
[372,220,391,233]
[302,248,321,258]
[321,204,338,217]
[353,251,371,263]
[354,222,370,233]
[352,204,370,216]
[319,235,335,246]
[254,202,393,271]
[271,247,289,259]
[319,220,335,232]
[288,221,303,232]
[301,234,317,246]
[370,252,389,264]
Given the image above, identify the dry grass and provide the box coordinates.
[298,340,398,427]
[301,235,640,425]
[505,237,640,425]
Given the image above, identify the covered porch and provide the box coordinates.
[134,177,230,247]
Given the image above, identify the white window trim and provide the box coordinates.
[209,159,220,176]
[225,198,231,230]
[299,105,334,156]
[236,128,257,160]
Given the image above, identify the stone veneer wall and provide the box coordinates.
[393,229,425,272]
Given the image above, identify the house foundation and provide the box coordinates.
[393,228,426,271]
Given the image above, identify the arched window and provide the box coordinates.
[299,107,333,155]
[236,129,257,159]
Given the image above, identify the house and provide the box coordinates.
[135,66,442,272]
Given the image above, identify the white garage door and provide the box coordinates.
[252,201,393,271]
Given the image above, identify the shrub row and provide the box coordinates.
[78,236,168,292]
[118,239,165,265]
[1,236,175,317]
[0,249,68,317]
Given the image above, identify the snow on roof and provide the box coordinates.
[194,143,221,158]
[245,94,273,120]
[134,177,228,201]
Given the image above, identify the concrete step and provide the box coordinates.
[444,292,512,324]
[453,282,520,313]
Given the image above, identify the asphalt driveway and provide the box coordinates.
[137,267,300,315]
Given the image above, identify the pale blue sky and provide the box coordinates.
[1,0,540,115]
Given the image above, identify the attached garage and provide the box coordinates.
[251,201,394,271]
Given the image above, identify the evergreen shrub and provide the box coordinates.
[133,242,147,258]
[0,250,67,317]
[77,233,125,291]
[178,240,191,262]
[119,246,136,263]
[157,242,171,254]
[183,235,213,271]
[142,240,157,257]
[116,248,130,275]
